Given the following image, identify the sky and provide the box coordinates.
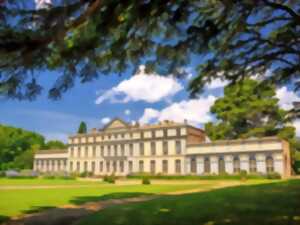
[1,65,300,143]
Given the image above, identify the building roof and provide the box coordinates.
[187,136,282,147]
[35,149,68,155]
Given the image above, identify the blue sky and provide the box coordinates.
[1,65,300,143]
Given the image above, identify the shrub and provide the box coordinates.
[240,170,247,181]
[142,177,151,185]
[103,174,116,183]
[0,171,5,177]
[266,172,281,179]
[79,171,94,178]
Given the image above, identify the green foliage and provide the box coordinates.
[240,170,247,181]
[77,121,87,134]
[43,140,67,150]
[127,174,265,180]
[265,172,281,180]
[0,1,299,100]
[205,79,291,140]
[103,175,116,184]
[142,177,151,185]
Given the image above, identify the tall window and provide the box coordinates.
[78,147,81,157]
[114,145,118,156]
[84,161,88,172]
[121,144,125,156]
[218,156,225,174]
[101,146,104,156]
[92,146,96,157]
[150,160,156,174]
[120,161,124,172]
[176,128,180,136]
[151,142,156,155]
[190,157,197,173]
[70,161,73,171]
[129,144,133,156]
[139,160,144,172]
[163,129,168,137]
[70,147,74,157]
[152,130,155,138]
[233,156,241,173]
[176,140,181,154]
[266,156,274,172]
[99,161,103,172]
[76,161,80,172]
[249,156,257,173]
[204,157,210,173]
[113,161,117,172]
[162,160,168,173]
[106,161,110,172]
[139,143,144,156]
[175,159,181,173]
[91,161,95,173]
[128,161,133,173]
[163,141,168,155]
[108,146,111,156]
[85,146,88,157]
[141,132,144,139]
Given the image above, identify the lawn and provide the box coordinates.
[79,179,300,225]
[0,179,205,219]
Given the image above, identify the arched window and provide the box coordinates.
[218,156,225,174]
[266,156,274,173]
[204,157,211,174]
[249,156,257,173]
[233,156,240,173]
[190,157,197,174]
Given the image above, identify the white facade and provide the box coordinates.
[34,119,291,178]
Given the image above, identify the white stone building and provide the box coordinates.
[34,118,291,178]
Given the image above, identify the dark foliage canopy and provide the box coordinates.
[77,121,87,134]
[0,0,299,100]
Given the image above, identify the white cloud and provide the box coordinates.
[205,78,229,90]
[101,117,111,124]
[276,86,300,110]
[139,96,217,126]
[35,0,52,9]
[95,65,183,104]
[124,109,131,116]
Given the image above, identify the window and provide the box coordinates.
[141,132,144,139]
[108,146,111,156]
[70,147,74,156]
[120,161,124,172]
[152,130,155,138]
[139,160,144,172]
[85,146,88,157]
[76,161,80,172]
[70,161,73,171]
[175,160,181,174]
[163,129,168,137]
[91,161,95,172]
[163,141,168,155]
[93,136,96,143]
[114,145,118,156]
[106,161,110,172]
[176,128,180,136]
[139,143,144,156]
[121,144,125,156]
[128,161,133,173]
[218,156,225,174]
[108,134,111,139]
[266,156,274,173]
[114,134,118,139]
[249,156,257,173]
[204,157,210,173]
[99,161,103,172]
[121,133,125,138]
[233,156,241,173]
[78,147,81,157]
[162,160,168,173]
[150,160,156,174]
[190,157,197,173]
[92,146,96,157]
[151,142,156,155]
[176,141,181,154]
[113,161,117,172]
[84,161,88,172]
[129,144,133,156]
[101,146,104,156]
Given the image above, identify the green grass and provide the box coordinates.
[0,177,102,186]
[79,179,300,225]
[0,183,201,219]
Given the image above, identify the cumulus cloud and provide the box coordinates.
[95,65,183,104]
[124,109,131,116]
[101,117,111,124]
[276,86,300,110]
[139,96,216,126]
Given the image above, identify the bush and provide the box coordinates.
[103,174,116,183]
[79,171,93,178]
[0,171,5,177]
[240,170,247,181]
[142,177,151,185]
[266,172,281,179]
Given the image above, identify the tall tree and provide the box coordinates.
[205,79,294,140]
[0,1,299,101]
[43,140,66,149]
[77,121,87,134]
